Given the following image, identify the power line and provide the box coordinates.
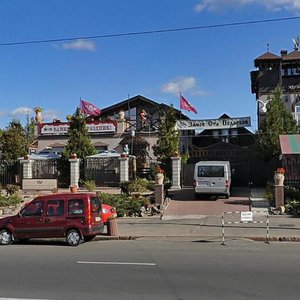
[0,16,300,47]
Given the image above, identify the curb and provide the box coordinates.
[95,235,300,242]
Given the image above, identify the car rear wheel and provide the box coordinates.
[0,229,13,245]
[66,229,81,246]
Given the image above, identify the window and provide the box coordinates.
[68,199,84,215]
[46,200,64,216]
[21,201,44,217]
[212,130,219,138]
[197,166,224,177]
[91,197,101,214]
[295,100,300,126]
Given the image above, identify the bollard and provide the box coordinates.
[107,218,118,236]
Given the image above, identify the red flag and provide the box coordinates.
[180,95,197,114]
[80,99,101,116]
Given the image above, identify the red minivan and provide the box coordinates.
[0,192,104,246]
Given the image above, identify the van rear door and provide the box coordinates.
[196,165,226,194]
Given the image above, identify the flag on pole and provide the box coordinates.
[180,94,197,114]
[80,99,101,116]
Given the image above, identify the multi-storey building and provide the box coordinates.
[251,41,300,128]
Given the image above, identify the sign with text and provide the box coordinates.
[176,117,251,130]
[240,211,253,223]
[40,121,116,135]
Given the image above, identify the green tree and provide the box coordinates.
[63,108,96,159]
[58,108,96,187]
[0,120,28,163]
[152,106,179,179]
[25,113,35,147]
[257,86,299,160]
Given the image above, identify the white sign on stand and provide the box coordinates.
[240,211,253,222]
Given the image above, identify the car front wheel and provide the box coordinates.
[66,229,81,246]
[0,229,13,245]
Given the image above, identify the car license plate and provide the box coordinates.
[199,181,209,186]
[95,216,101,222]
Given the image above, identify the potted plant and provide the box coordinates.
[155,166,164,185]
[69,185,78,193]
[274,167,285,186]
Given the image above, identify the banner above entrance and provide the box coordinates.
[39,121,116,135]
[176,117,251,130]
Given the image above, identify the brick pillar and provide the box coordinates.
[274,173,285,207]
[275,186,284,207]
[154,184,164,205]
[21,158,33,179]
[170,156,181,190]
[69,158,80,187]
[119,156,129,182]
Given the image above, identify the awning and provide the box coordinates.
[279,135,300,154]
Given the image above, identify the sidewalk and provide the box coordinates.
[2,187,300,242]
[99,214,300,242]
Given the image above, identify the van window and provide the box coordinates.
[46,200,64,216]
[68,199,84,215]
[21,201,44,217]
[91,197,101,214]
[198,166,224,177]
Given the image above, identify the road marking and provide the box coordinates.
[0,298,54,300]
[77,261,156,266]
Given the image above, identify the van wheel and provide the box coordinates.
[66,229,81,246]
[0,229,13,245]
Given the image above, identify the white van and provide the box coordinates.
[194,161,231,199]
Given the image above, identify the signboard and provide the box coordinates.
[40,121,116,135]
[22,179,57,190]
[240,211,253,223]
[176,117,251,130]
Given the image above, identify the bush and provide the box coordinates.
[97,192,148,217]
[82,179,96,192]
[0,193,22,207]
[120,178,153,195]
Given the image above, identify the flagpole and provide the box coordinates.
[179,91,182,121]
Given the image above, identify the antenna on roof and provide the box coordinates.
[292,37,299,50]
[267,43,270,52]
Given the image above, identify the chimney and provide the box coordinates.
[281,50,288,57]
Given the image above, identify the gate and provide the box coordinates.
[32,160,59,179]
[83,157,120,187]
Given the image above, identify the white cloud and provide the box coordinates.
[62,39,96,51]
[7,107,60,122]
[161,76,205,96]
[10,107,32,116]
[194,0,300,13]
[42,109,61,122]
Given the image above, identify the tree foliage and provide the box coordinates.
[256,86,299,160]
[152,107,179,179]
[63,108,96,159]
[0,120,28,164]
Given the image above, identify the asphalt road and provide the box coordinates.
[0,239,299,300]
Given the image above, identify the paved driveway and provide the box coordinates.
[163,187,251,219]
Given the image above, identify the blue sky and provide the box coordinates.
[1,0,300,131]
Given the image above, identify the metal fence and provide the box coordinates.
[0,161,21,186]
[32,159,59,179]
[83,157,120,187]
